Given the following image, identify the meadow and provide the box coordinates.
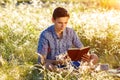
[0,0,120,80]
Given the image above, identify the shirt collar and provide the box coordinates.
[51,25,66,39]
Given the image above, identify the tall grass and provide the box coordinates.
[99,0,120,9]
[0,0,120,79]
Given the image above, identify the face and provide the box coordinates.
[52,17,69,33]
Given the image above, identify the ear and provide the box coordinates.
[52,17,55,23]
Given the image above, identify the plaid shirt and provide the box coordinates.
[37,25,83,60]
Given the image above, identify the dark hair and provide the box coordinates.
[52,7,70,20]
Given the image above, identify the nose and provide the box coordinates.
[61,23,65,28]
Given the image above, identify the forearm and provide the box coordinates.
[38,53,59,65]
[38,53,46,64]
[46,59,58,65]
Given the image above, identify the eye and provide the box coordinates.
[58,22,62,24]
[65,22,67,24]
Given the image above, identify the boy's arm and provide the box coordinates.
[38,53,63,65]
[72,30,83,48]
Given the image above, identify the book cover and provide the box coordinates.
[67,46,90,61]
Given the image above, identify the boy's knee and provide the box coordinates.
[90,54,99,64]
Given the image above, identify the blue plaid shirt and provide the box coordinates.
[37,25,83,60]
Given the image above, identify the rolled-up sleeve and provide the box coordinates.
[37,32,48,55]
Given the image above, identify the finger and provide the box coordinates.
[81,56,90,62]
[82,54,90,60]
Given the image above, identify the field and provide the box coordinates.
[0,0,120,80]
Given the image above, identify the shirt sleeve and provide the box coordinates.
[37,32,49,55]
[72,30,84,48]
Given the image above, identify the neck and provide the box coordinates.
[55,28,63,38]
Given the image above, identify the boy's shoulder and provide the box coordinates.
[66,27,75,34]
[40,26,53,36]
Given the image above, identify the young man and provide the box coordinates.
[37,7,98,71]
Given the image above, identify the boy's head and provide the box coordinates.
[52,7,70,20]
[52,7,70,33]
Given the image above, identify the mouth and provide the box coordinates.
[60,27,65,30]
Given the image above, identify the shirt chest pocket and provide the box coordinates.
[49,43,55,50]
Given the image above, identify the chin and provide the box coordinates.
[61,28,65,31]
[60,30,63,32]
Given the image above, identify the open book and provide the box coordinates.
[67,46,90,61]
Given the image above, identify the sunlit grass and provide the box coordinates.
[99,0,120,9]
[0,0,120,79]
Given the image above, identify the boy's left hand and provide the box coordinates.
[81,54,90,62]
